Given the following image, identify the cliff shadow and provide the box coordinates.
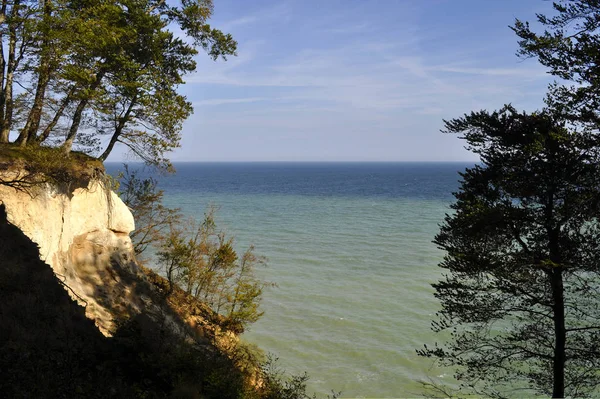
[0,204,252,399]
[79,242,253,399]
[0,203,128,398]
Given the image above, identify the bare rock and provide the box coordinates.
[0,176,140,335]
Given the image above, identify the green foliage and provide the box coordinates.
[419,105,600,398]
[156,207,272,332]
[118,165,180,260]
[226,246,269,329]
[512,1,600,125]
[118,167,272,332]
[0,142,103,189]
[257,356,341,399]
[0,0,237,169]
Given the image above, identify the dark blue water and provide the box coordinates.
[106,162,467,200]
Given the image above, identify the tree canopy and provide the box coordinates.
[513,0,600,126]
[420,2,600,398]
[419,106,600,398]
[0,0,236,170]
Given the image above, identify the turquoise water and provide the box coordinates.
[107,162,468,397]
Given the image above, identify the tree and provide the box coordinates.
[117,165,180,259]
[225,245,268,329]
[258,356,341,399]
[156,208,271,332]
[157,220,191,296]
[0,0,237,169]
[0,0,42,143]
[418,105,600,398]
[73,0,198,168]
[512,1,600,125]
[118,168,270,332]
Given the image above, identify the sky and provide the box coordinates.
[114,0,557,162]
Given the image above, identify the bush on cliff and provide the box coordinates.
[0,202,326,398]
[119,167,273,333]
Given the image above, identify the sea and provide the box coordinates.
[105,162,472,398]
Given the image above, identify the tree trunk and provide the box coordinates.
[0,127,6,145]
[2,1,19,143]
[546,184,565,398]
[99,93,138,161]
[99,125,123,161]
[167,261,175,296]
[61,97,88,153]
[551,269,566,398]
[62,71,104,153]
[35,89,74,144]
[21,64,51,144]
[0,0,8,143]
[21,0,54,144]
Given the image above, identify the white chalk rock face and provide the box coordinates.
[0,177,141,335]
[70,183,135,236]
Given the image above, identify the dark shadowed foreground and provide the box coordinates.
[0,202,254,398]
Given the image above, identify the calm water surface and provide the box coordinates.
[106,162,470,398]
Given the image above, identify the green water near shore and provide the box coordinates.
[163,193,453,397]
[107,162,468,397]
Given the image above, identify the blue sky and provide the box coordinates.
[117,0,557,162]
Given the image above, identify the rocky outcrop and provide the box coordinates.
[0,201,253,399]
[0,177,143,335]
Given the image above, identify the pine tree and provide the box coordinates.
[419,106,600,398]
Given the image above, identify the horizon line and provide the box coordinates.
[105,160,478,164]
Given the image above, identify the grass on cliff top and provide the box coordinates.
[0,143,104,187]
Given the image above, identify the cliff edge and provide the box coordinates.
[0,175,141,335]
[0,154,262,398]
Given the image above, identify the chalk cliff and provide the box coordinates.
[0,160,267,398]
[0,176,146,335]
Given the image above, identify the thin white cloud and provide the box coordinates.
[193,97,268,106]
[187,38,548,116]
[219,1,293,31]
[220,15,258,31]
[185,1,552,142]
[325,23,373,34]
[429,65,547,78]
